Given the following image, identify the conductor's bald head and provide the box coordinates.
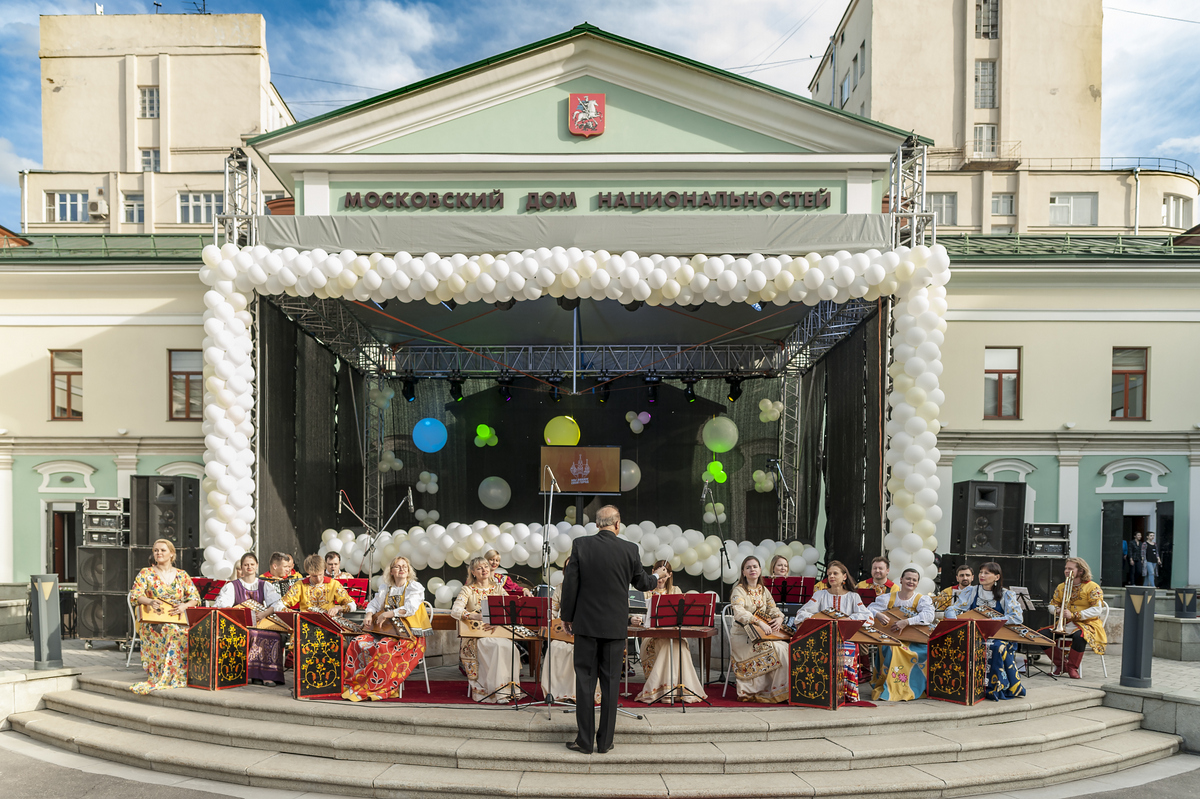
[596,505,621,531]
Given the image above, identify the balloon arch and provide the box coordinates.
[196,243,952,603]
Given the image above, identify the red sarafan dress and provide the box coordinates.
[342,580,427,701]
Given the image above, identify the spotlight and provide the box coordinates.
[623,300,643,312]
[557,296,581,312]
[725,373,744,403]
[494,299,516,311]
[447,371,465,402]
[596,371,611,403]
[496,371,514,402]
[681,371,700,402]
[643,371,662,404]
[442,299,457,311]
[547,370,564,402]
[401,373,417,403]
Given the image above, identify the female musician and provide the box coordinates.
[281,554,356,614]
[128,539,200,695]
[1048,557,1106,679]
[768,555,791,578]
[633,561,708,704]
[486,550,532,596]
[451,557,525,703]
[540,556,597,704]
[213,553,286,686]
[946,560,1025,700]
[867,567,934,701]
[729,555,789,703]
[342,556,428,701]
[792,560,870,702]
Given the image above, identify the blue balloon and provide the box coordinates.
[412,418,448,453]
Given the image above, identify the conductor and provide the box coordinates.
[560,505,661,754]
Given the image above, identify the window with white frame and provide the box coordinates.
[973,124,998,157]
[976,0,999,39]
[139,87,159,118]
[45,192,89,222]
[1162,194,1192,228]
[840,74,850,108]
[929,193,957,226]
[975,60,997,108]
[123,193,144,224]
[1049,193,1098,226]
[179,192,223,225]
[141,148,160,172]
[991,193,1015,215]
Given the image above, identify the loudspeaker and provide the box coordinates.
[131,475,200,548]
[951,481,1026,556]
[76,593,132,640]
[938,554,1026,594]
[1021,557,1067,607]
[77,546,131,594]
[129,546,200,576]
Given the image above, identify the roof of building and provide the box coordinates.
[249,23,931,148]
[0,224,31,248]
[0,234,209,265]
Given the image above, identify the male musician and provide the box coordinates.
[933,564,974,612]
[1048,557,1106,679]
[281,554,356,615]
[856,557,898,599]
[324,551,354,581]
[560,505,661,755]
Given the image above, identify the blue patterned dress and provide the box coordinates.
[946,585,1026,701]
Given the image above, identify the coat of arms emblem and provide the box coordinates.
[568,93,605,137]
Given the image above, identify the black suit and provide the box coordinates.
[560,527,658,753]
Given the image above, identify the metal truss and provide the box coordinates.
[775,369,801,541]
[264,295,393,374]
[889,139,935,249]
[216,148,261,248]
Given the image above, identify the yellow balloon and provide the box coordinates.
[543,415,581,446]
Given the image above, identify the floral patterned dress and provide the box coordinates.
[342,581,428,702]
[128,567,200,695]
[729,584,789,703]
[451,581,525,703]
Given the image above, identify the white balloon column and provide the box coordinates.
[196,242,950,591]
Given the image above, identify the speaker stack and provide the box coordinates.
[131,475,201,573]
[942,480,1045,601]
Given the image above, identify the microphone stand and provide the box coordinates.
[702,480,732,685]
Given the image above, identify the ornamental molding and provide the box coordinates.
[157,460,206,478]
[1096,457,1170,494]
[34,460,97,494]
[981,458,1036,481]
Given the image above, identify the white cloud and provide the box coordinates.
[1156,135,1200,154]
[0,137,40,190]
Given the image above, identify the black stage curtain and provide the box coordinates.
[820,309,883,580]
[257,300,298,561]
[797,362,825,546]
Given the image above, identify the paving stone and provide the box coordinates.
[374,763,522,798]
[826,730,960,768]
[715,738,852,773]
[246,752,386,797]
[334,729,464,767]
[797,764,945,798]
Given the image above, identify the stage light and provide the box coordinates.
[547,370,564,402]
[494,299,516,311]
[623,301,643,312]
[557,296,580,312]
[596,371,611,403]
[681,371,700,403]
[402,374,417,403]
[725,374,744,403]
[643,371,662,403]
[496,372,514,402]
[447,371,465,402]
[442,300,457,311]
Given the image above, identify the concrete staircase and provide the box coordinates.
[0,583,27,643]
[7,670,1180,798]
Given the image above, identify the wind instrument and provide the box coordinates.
[1053,570,1074,634]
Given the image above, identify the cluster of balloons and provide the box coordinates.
[413,508,441,523]
[376,450,402,473]
[478,476,512,509]
[701,460,729,484]
[619,459,642,492]
[752,469,777,493]
[413,418,448,454]
[473,424,499,448]
[624,411,651,434]
[701,502,727,525]
[734,539,821,580]
[543,415,580,446]
[426,577,465,609]
[758,398,784,423]
[415,471,439,495]
[317,528,373,576]
[563,505,589,525]
[368,384,394,411]
[701,416,739,453]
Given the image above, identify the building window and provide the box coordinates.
[991,193,1015,215]
[983,348,1019,419]
[976,0,999,39]
[1050,193,1098,226]
[45,192,90,223]
[852,55,859,88]
[1111,348,1147,420]
[991,225,1014,234]
[840,74,850,108]
[973,124,998,157]
[859,42,866,78]
[139,87,159,118]
[929,193,957,226]
[51,350,83,420]
[1163,194,1192,228]
[141,149,160,173]
[123,193,144,224]
[975,60,997,108]
[179,192,224,224]
[169,350,203,420]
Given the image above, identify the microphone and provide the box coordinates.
[700,482,709,501]
[407,486,414,512]
[338,492,343,515]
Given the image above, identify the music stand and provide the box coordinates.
[480,594,536,706]
[763,577,813,606]
[646,593,714,711]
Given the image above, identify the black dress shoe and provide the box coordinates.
[597,745,614,754]
[565,741,592,754]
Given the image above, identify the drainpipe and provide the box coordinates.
[1133,167,1141,235]
[830,37,836,106]
[21,170,28,233]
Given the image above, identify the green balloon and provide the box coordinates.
[714,471,728,483]
[701,416,740,454]
[476,424,490,438]
[486,435,499,447]
[474,436,487,447]
[708,460,724,475]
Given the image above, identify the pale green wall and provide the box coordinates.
[360,77,810,156]
[951,454,1060,523]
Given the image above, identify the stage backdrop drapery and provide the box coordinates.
[797,362,825,547]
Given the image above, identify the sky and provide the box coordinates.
[0,0,1197,230]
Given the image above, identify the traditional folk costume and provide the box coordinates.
[866,591,934,701]
[635,586,708,703]
[492,571,524,595]
[854,579,897,682]
[540,587,598,703]
[728,583,789,703]
[932,585,966,613]
[451,581,525,703]
[946,585,1026,701]
[1048,579,1106,678]
[280,578,355,612]
[213,578,286,684]
[342,580,428,701]
[793,590,870,702]
[128,568,201,695]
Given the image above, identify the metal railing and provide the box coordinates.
[0,234,212,260]
[1024,156,1195,177]
[939,234,1200,258]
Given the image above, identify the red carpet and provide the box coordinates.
[390,680,757,708]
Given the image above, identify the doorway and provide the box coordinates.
[1100,500,1173,588]
[47,503,80,584]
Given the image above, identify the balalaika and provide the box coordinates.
[745,609,796,643]
[457,619,539,640]
[961,607,1054,646]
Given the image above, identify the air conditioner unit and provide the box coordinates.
[88,198,109,218]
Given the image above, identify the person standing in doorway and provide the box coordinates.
[1129,532,1144,586]
[1142,532,1162,588]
